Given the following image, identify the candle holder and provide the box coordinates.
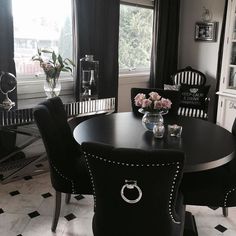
[168,124,182,138]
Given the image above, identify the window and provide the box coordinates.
[12,0,73,81]
[119,2,153,74]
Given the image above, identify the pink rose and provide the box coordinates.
[134,93,146,107]
[153,100,163,109]
[149,92,161,101]
[134,92,172,112]
[142,99,152,108]
[161,98,172,109]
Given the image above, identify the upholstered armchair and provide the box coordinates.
[171,67,210,120]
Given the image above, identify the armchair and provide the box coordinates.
[171,67,210,120]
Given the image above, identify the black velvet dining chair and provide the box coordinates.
[33,97,93,232]
[170,67,210,120]
[181,117,236,217]
[130,87,181,118]
[82,141,186,236]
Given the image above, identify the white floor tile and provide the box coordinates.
[1,172,236,235]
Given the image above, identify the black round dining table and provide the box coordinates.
[73,112,235,173]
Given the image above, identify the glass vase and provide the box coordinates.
[153,122,165,138]
[44,77,61,99]
[80,55,99,100]
[142,112,164,131]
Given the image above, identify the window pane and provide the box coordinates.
[12,0,73,79]
[119,4,153,72]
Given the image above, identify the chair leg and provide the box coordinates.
[51,191,62,232]
[65,193,71,204]
[223,207,228,217]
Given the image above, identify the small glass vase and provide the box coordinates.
[153,122,165,138]
[44,77,61,99]
[142,112,164,131]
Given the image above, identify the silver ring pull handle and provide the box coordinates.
[120,180,142,204]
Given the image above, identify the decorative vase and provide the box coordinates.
[44,77,61,98]
[141,109,168,131]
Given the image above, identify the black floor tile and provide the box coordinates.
[28,211,40,219]
[208,206,219,211]
[35,164,43,168]
[41,192,52,198]
[74,194,84,201]
[9,190,20,196]
[215,224,227,233]
[24,175,33,180]
[64,213,76,221]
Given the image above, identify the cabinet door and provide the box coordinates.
[220,0,236,93]
[217,96,236,131]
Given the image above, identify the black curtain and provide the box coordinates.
[0,0,17,107]
[150,0,180,88]
[73,0,120,106]
[0,0,17,155]
[213,0,228,122]
[0,0,15,75]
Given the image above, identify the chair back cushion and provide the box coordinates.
[131,87,180,118]
[171,66,207,86]
[178,84,210,119]
[179,84,210,109]
[82,142,185,236]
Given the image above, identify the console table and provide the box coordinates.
[0,97,115,184]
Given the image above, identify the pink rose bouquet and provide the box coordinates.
[134,91,172,113]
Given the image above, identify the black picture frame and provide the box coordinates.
[195,22,218,42]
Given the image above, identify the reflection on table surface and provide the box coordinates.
[74,112,235,173]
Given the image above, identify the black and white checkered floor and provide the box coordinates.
[0,172,236,236]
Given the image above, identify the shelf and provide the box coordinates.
[229,64,236,67]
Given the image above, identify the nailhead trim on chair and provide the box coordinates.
[84,151,181,224]
[84,153,97,207]
[224,188,236,207]
[51,162,76,194]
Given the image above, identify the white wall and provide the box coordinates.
[118,74,149,112]
[179,0,225,78]
[179,0,225,121]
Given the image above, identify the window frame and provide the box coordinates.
[119,0,154,77]
[121,0,154,8]
[14,0,154,102]
[12,0,75,101]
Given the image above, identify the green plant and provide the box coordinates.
[32,48,75,79]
